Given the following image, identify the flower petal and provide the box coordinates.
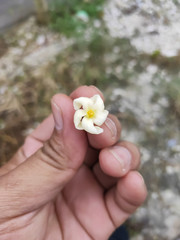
[74,109,86,130]
[73,97,93,110]
[91,94,104,111]
[93,110,109,126]
[81,117,103,134]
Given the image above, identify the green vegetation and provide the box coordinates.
[167,78,180,116]
[49,0,105,36]
[151,49,161,58]
[48,0,141,89]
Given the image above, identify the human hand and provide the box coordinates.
[0,86,147,240]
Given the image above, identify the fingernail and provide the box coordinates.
[136,172,145,185]
[51,101,63,131]
[110,146,132,173]
[105,117,117,139]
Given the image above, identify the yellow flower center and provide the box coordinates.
[86,109,95,118]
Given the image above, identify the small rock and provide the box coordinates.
[36,35,46,46]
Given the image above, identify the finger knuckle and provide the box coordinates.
[40,134,68,170]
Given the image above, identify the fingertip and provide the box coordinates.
[99,145,132,178]
[51,94,75,136]
[117,171,147,205]
[88,115,121,149]
[51,93,72,110]
[119,141,141,170]
[70,85,104,100]
[89,85,104,98]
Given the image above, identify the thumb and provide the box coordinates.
[0,94,87,219]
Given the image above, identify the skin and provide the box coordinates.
[0,86,147,240]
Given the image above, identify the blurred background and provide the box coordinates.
[0,0,180,239]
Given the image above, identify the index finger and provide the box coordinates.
[70,85,104,100]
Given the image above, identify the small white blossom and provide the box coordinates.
[73,94,109,134]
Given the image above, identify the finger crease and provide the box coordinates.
[104,193,117,229]
[62,192,94,240]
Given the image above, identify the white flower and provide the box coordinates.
[73,94,109,134]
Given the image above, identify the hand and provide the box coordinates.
[0,86,147,240]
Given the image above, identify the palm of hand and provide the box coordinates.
[28,165,115,240]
